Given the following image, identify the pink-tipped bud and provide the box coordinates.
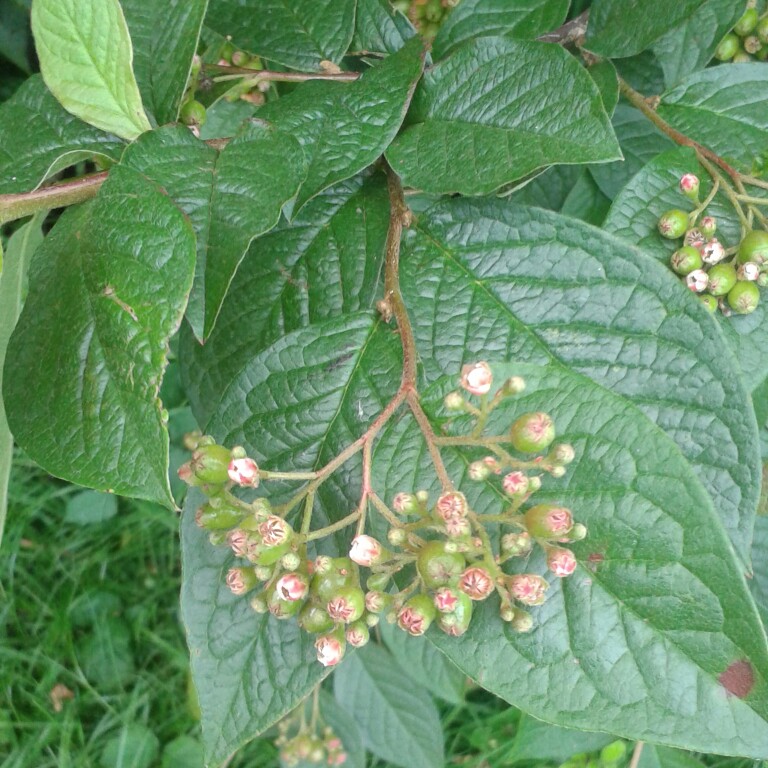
[226,529,250,557]
[459,566,494,600]
[679,173,700,198]
[258,515,292,547]
[227,457,259,486]
[315,634,345,667]
[524,504,573,538]
[468,460,491,481]
[365,590,391,613]
[444,391,466,411]
[739,262,760,281]
[483,456,502,474]
[686,269,709,293]
[701,238,725,265]
[314,555,332,574]
[684,229,705,249]
[435,491,468,521]
[508,574,549,605]
[434,587,460,613]
[547,547,577,577]
[460,361,493,396]
[345,621,370,648]
[326,587,365,623]
[275,572,308,601]
[349,535,383,567]
[502,471,529,496]
[226,567,257,595]
[699,216,716,237]
[393,492,420,515]
[397,594,437,636]
[444,516,472,538]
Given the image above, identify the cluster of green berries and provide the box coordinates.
[559,740,628,768]
[276,721,348,767]
[658,173,767,315]
[715,4,768,63]
[392,0,460,39]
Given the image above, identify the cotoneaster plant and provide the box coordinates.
[2,1,768,767]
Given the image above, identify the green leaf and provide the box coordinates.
[386,38,621,196]
[602,146,768,393]
[180,492,327,767]
[258,37,425,211]
[637,745,707,768]
[401,200,760,568]
[0,75,123,195]
[118,123,307,340]
[588,60,619,117]
[0,0,32,72]
[375,361,768,754]
[509,165,585,211]
[751,516,768,628]
[658,65,768,174]
[205,0,357,71]
[585,0,712,59]
[120,0,209,124]
[506,714,615,764]
[64,489,118,525]
[589,104,675,199]
[0,213,44,546]
[80,617,135,690]
[180,171,390,423]
[378,620,466,704]
[161,736,204,768]
[432,0,569,59]
[350,0,416,55]
[31,0,151,140]
[4,165,196,508]
[559,169,611,226]
[334,644,444,768]
[100,724,159,768]
[651,0,748,87]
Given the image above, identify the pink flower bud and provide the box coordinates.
[225,567,257,595]
[686,269,708,293]
[524,504,573,538]
[683,229,704,249]
[547,547,577,577]
[349,535,383,567]
[315,634,345,667]
[468,461,491,481]
[460,361,493,396]
[434,587,459,613]
[701,238,725,265]
[275,573,308,601]
[345,621,370,648]
[226,529,250,557]
[444,516,472,538]
[397,594,436,636]
[393,492,419,515]
[435,491,468,521]
[699,216,716,237]
[739,262,760,281]
[508,574,549,605]
[258,515,291,546]
[502,471,529,496]
[227,457,259,486]
[459,567,494,600]
[365,590,390,613]
[483,456,502,474]
[679,173,699,196]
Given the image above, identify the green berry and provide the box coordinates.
[738,230,768,265]
[733,49,753,63]
[398,594,438,636]
[310,557,359,601]
[758,17,768,44]
[699,294,718,313]
[437,592,473,637]
[326,585,365,623]
[707,263,738,296]
[755,45,768,61]
[728,281,761,314]
[510,412,556,453]
[524,504,573,538]
[298,603,335,634]
[180,99,207,127]
[600,742,628,766]
[670,246,703,275]
[744,34,762,54]
[657,209,689,239]
[194,501,243,530]
[417,540,466,588]
[715,33,740,61]
[734,7,759,36]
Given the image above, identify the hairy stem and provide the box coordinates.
[407,391,453,491]
[204,65,360,83]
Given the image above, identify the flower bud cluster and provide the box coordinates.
[276,717,348,767]
[659,177,766,316]
[393,0,458,40]
[714,7,768,64]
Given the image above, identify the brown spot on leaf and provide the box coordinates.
[586,553,604,572]
[719,660,754,698]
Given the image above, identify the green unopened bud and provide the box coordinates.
[249,594,268,613]
[699,294,718,313]
[739,230,768,265]
[280,552,302,571]
[186,443,232,485]
[758,272,768,288]
[511,608,534,633]
[327,585,365,623]
[527,476,542,492]
[365,589,392,613]
[707,263,738,296]
[657,209,689,239]
[365,612,380,627]
[501,531,533,556]
[758,16,768,44]
[733,49,752,63]
[310,557,359,601]
[346,621,370,647]
[501,376,526,395]
[468,460,492,481]
[417,541,466,588]
[298,603,335,634]
[734,7,759,35]
[415,490,430,505]
[567,522,588,542]
[728,280,760,314]
[194,502,243,530]
[366,572,391,591]
[699,216,717,238]
[715,32,740,61]
[387,527,407,546]
[525,504,573,538]
[254,564,273,581]
[549,443,575,465]
[444,391,466,411]
[397,594,437,636]
[180,99,207,127]
[500,604,515,622]
[392,492,421,516]
[437,591,472,636]
[549,465,567,479]
[510,412,556,453]
[226,567,258,596]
